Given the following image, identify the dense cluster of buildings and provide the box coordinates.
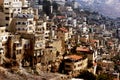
[0,0,120,80]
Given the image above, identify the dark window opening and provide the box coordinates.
[6,24,8,26]
[5,17,9,20]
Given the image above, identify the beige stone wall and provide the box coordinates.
[50,40,63,54]
[0,12,5,26]
[64,58,88,71]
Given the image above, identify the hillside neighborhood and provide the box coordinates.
[0,0,120,80]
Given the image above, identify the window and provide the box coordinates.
[50,50,52,53]
[22,22,26,25]
[5,8,9,10]
[65,65,70,68]
[29,21,33,24]
[18,8,20,11]
[5,17,9,20]
[74,65,76,68]
[22,28,25,30]
[24,44,30,49]
[16,50,21,54]
[4,3,8,5]
[39,29,41,31]
[5,37,7,39]
[29,27,32,30]
[5,13,9,14]
[78,63,82,67]
[17,22,21,25]
[6,24,8,26]
[11,13,13,17]
[17,28,20,31]
[45,37,49,39]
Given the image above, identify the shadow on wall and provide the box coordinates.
[0,12,5,26]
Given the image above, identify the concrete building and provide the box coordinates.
[0,27,7,65]
[20,0,29,8]
[0,12,5,26]
[41,47,57,64]
[64,55,88,77]
[49,40,64,54]
[15,13,35,34]
[3,0,22,28]
[57,27,69,41]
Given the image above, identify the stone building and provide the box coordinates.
[3,0,22,28]
[64,54,88,77]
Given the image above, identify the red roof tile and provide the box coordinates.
[59,27,68,33]
[90,39,99,43]
[67,55,83,60]
[56,16,66,19]
[76,47,90,52]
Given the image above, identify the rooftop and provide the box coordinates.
[65,55,83,60]
[56,16,66,19]
[76,47,90,52]
[59,27,68,33]
[90,39,99,43]
[15,13,34,19]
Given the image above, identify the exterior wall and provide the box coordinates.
[0,27,9,43]
[0,12,5,26]
[64,58,88,72]
[20,0,29,8]
[44,30,50,40]
[57,31,65,41]
[49,40,63,54]
[41,48,57,64]
[13,35,23,67]
[34,34,45,50]
[16,17,35,34]
[65,32,69,41]
[68,27,73,39]
[4,0,22,27]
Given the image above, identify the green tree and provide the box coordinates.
[43,0,51,16]
[52,1,58,12]
[87,60,93,68]
[96,64,102,74]
[77,70,96,80]
[97,73,113,80]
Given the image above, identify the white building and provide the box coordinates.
[0,27,9,43]
[15,13,35,34]
[4,0,22,27]
[64,55,88,75]
[20,0,29,8]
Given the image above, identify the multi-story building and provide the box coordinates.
[57,27,69,41]
[3,0,22,28]
[20,0,29,8]
[0,27,8,64]
[64,54,88,76]
[15,13,35,34]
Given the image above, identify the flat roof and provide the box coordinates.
[65,55,83,60]
[76,47,89,52]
